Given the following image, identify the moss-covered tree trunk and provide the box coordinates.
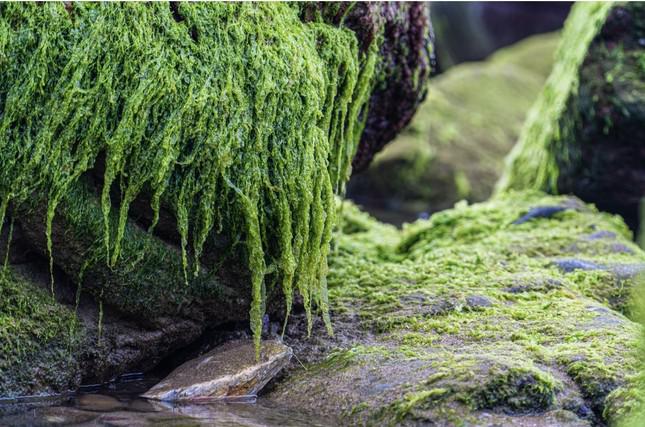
[498,2,645,230]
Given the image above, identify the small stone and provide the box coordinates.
[40,407,98,425]
[76,394,124,412]
[609,263,645,280]
[553,259,645,281]
[142,340,292,402]
[465,295,492,309]
[552,259,603,273]
[428,298,458,315]
[608,243,634,254]
[584,230,617,240]
[512,205,569,225]
[504,277,563,294]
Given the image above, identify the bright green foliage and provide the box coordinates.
[613,275,645,427]
[0,3,377,352]
[496,2,613,193]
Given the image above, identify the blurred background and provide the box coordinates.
[347,2,572,225]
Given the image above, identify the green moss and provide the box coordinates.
[496,2,615,193]
[273,192,645,424]
[610,275,645,427]
[0,3,378,353]
[391,388,450,422]
[0,267,81,396]
[18,181,240,321]
[470,366,560,411]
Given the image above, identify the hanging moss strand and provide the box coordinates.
[0,3,378,354]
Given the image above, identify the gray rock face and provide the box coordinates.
[142,340,291,402]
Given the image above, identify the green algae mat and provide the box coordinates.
[272,192,645,426]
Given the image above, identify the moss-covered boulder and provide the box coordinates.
[0,2,432,396]
[498,2,645,230]
[300,3,435,173]
[347,32,560,224]
[270,192,645,425]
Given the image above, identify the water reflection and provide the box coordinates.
[0,376,332,427]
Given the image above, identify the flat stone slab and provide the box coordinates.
[142,340,291,402]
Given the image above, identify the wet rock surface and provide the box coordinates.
[142,340,292,402]
[0,366,328,427]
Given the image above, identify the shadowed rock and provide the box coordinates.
[346,32,560,224]
[498,3,645,231]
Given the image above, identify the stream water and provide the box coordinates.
[0,374,333,427]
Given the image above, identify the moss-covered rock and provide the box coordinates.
[270,192,645,425]
[0,2,432,396]
[0,267,81,397]
[347,32,560,224]
[0,2,375,357]
[498,2,645,230]
[7,180,255,388]
[300,2,435,173]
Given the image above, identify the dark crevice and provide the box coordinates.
[169,2,184,23]
[169,2,199,43]
[63,1,74,17]
[190,27,199,43]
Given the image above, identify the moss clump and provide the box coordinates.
[272,192,645,425]
[0,267,81,396]
[347,32,560,223]
[469,364,560,412]
[0,3,378,352]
